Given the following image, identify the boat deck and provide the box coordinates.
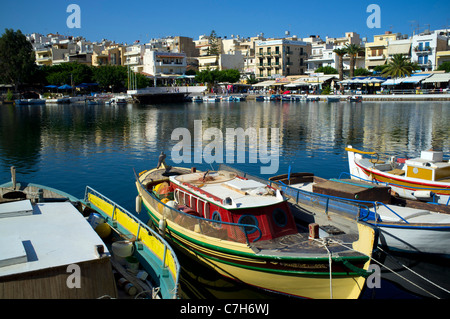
[251,232,362,258]
[0,200,108,277]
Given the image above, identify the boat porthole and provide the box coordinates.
[272,208,287,227]
[238,215,258,234]
[211,211,222,228]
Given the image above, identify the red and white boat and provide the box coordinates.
[346,145,450,207]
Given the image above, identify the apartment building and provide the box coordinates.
[255,39,310,78]
[142,50,187,76]
[365,31,398,70]
[124,43,145,72]
[411,30,449,71]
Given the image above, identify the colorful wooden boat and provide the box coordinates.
[269,172,450,257]
[0,169,179,299]
[134,160,377,299]
[346,145,450,206]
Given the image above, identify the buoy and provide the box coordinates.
[413,191,434,200]
[135,195,142,214]
[95,222,111,239]
[158,218,166,235]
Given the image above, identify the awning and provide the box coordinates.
[422,73,450,83]
[401,74,431,83]
[387,43,411,55]
[381,78,406,85]
[253,80,276,87]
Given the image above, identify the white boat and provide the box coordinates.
[346,145,450,206]
[203,96,220,102]
[45,97,71,104]
[269,172,450,257]
[305,96,320,102]
[192,96,203,103]
[109,96,128,104]
[348,95,362,102]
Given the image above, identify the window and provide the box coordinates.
[272,208,288,227]
[238,215,258,234]
[423,55,428,64]
[418,56,423,64]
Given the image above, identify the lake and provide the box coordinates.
[1,99,449,299]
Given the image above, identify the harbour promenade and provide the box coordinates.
[244,93,450,101]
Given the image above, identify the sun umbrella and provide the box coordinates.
[58,84,72,90]
[45,85,58,88]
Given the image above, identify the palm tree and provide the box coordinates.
[382,54,420,78]
[344,44,364,78]
[333,48,347,81]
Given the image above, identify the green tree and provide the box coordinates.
[207,30,220,56]
[315,65,338,74]
[0,29,37,91]
[382,54,420,78]
[437,61,450,73]
[43,62,94,86]
[333,48,347,81]
[344,44,364,78]
[354,68,373,76]
[92,65,127,92]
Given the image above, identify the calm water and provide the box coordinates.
[1,100,449,299]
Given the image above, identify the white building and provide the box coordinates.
[411,31,449,71]
[142,50,187,76]
[124,43,145,72]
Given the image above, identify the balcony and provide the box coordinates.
[366,54,385,60]
[414,47,432,54]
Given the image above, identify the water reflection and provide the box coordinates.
[0,100,449,202]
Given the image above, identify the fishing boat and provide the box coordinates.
[348,95,362,102]
[305,96,320,102]
[326,96,341,102]
[269,172,450,257]
[0,167,179,299]
[346,145,450,206]
[193,96,203,103]
[221,95,234,102]
[255,95,265,101]
[15,99,45,105]
[203,96,220,102]
[134,159,377,299]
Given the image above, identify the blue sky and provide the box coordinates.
[1,0,449,43]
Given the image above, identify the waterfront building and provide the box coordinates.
[142,50,187,76]
[411,30,449,71]
[436,50,450,68]
[305,32,365,76]
[197,51,244,72]
[92,44,125,67]
[386,37,412,60]
[255,39,310,79]
[124,42,145,72]
[365,31,399,70]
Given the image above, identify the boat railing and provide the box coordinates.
[134,170,262,244]
[219,164,413,224]
[338,172,447,206]
[84,186,181,298]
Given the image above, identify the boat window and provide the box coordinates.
[211,211,222,228]
[272,208,288,227]
[238,215,258,234]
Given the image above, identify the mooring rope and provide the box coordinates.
[312,238,334,299]
[329,239,446,299]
